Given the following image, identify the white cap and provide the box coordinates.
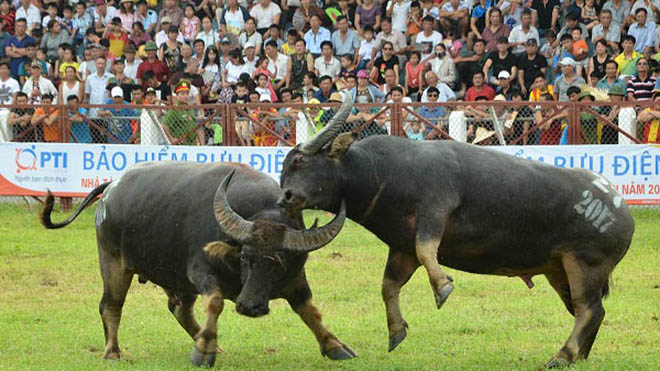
[111,86,124,98]
[244,41,255,49]
[259,94,271,102]
[559,57,576,66]
[497,71,511,79]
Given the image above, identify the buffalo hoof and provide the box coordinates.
[325,344,357,360]
[388,329,407,352]
[544,357,570,369]
[103,352,121,361]
[435,283,454,309]
[190,346,216,368]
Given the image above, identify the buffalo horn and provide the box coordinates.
[281,200,346,252]
[213,170,254,243]
[300,93,354,154]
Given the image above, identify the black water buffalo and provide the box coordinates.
[277,97,635,367]
[40,162,354,367]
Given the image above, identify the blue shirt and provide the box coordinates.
[331,29,360,56]
[627,21,656,53]
[69,107,93,143]
[103,98,138,144]
[72,12,93,41]
[7,34,35,78]
[304,27,331,55]
[418,105,447,121]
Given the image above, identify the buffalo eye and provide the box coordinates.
[294,154,305,167]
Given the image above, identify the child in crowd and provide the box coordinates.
[357,25,376,71]
[338,54,357,89]
[407,1,422,42]
[180,4,200,43]
[405,51,423,99]
[281,29,297,56]
[62,6,74,36]
[42,3,62,29]
[582,0,599,30]
[442,30,462,59]
[571,28,589,77]
[404,120,425,140]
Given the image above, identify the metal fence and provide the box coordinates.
[1,101,657,146]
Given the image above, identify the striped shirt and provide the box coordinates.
[627,75,657,101]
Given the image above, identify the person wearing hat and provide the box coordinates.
[243,41,258,73]
[598,84,626,144]
[135,0,158,35]
[554,57,585,101]
[508,9,539,55]
[162,80,203,145]
[96,85,136,143]
[136,41,170,85]
[122,43,142,81]
[517,37,547,95]
[482,35,516,87]
[21,59,58,103]
[155,15,184,48]
[637,88,660,143]
[107,16,129,59]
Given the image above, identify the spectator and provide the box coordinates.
[482,8,510,53]
[378,86,410,134]
[250,0,281,35]
[591,9,621,54]
[374,17,408,58]
[420,70,455,102]
[265,40,288,90]
[483,36,517,87]
[371,41,399,85]
[581,0,600,30]
[32,94,60,142]
[0,0,15,35]
[355,0,381,37]
[630,0,660,24]
[616,35,642,76]
[495,71,515,99]
[337,54,357,89]
[314,41,341,82]
[466,71,495,101]
[239,17,263,52]
[470,0,492,39]
[357,25,377,70]
[5,19,35,78]
[72,2,93,54]
[109,58,136,101]
[600,84,626,144]
[136,0,158,35]
[301,71,319,102]
[42,3,62,30]
[379,67,405,96]
[223,48,249,87]
[59,65,84,104]
[570,27,589,77]
[180,4,201,43]
[200,45,220,96]
[351,68,386,103]
[218,0,249,39]
[93,0,118,36]
[518,38,547,95]
[292,0,327,34]
[8,92,36,141]
[439,0,469,38]
[627,57,656,101]
[159,0,184,28]
[67,95,93,143]
[332,16,360,58]
[597,60,627,91]
[417,86,447,130]
[155,17,184,48]
[163,81,203,144]
[602,0,631,27]
[86,56,113,119]
[304,14,331,57]
[386,0,411,35]
[554,57,585,101]
[286,38,314,90]
[98,86,136,143]
[174,42,197,72]
[22,60,58,103]
[588,39,612,81]
[528,73,554,101]
[637,88,660,143]
[15,0,41,31]
[313,74,337,102]
[627,8,656,55]
[137,41,169,84]
[454,38,488,95]
[556,12,587,45]
[407,1,423,42]
[106,17,129,59]
[142,70,171,102]
[0,62,19,105]
[130,21,152,47]
[427,43,456,88]
[281,29,298,55]
[508,9,538,55]
[405,51,424,99]
[123,44,142,81]
[158,25,182,70]
[193,38,206,58]
[263,24,284,52]
[416,15,443,61]
[117,0,136,33]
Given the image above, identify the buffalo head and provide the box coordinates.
[213,171,346,317]
[279,94,357,214]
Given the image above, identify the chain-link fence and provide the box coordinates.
[2,101,658,146]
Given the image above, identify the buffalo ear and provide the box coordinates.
[204,241,240,260]
[329,132,358,159]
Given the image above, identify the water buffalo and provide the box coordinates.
[40,162,354,367]
[277,97,634,367]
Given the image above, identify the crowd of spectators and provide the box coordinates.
[1,0,660,145]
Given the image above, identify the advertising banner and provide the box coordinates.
[1,143,659,204]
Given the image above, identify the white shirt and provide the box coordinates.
[155,30,185,48]
[387,1,411,33]
[249,2,281,29]
[224,61,248,83]
[508,25,539,54]
[421,82,455,102]
[85,72,114,116]
[415,31,443,61]
[314,56,341,79]
[22,77,58,101]
[124,58,142,81]
[93,6,117,27]
[267,52,289,81]
[631,0,660,24]
[16,5,41,28]
[359,39,377,61]
[196,30,219,51]
[0,77,20,105]
[222,8,246,35]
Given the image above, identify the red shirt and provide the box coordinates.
[0,10,15,34]
[465,84,496,101]
[137,58,171,83]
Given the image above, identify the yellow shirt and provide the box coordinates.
[281,42,295,56]
[528,85,554,102]
[59,61,79,77]
[614,51,641,76]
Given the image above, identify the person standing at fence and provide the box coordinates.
[31,94,60,143]
[627,57,657,101]
[162,81,203,145]
[98,86,137,143]
[7,92,36,142]
[22,60,58,104]
[637,88,660,143]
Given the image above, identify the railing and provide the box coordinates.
[2,101,657,146]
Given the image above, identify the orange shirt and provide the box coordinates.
[108,32,129,59]
[572,38,588,60]
[35,108,60,142]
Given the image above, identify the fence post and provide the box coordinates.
[222,104,232,146]
[567,102,579,145]
[58,104,72,211]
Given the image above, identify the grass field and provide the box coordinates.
[0,204,658,371]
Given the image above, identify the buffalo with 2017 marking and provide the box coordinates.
[278,97,635,367]
[40,162,354,367]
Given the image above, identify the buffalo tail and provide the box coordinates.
[40,182,112,229]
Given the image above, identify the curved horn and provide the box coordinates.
[213,170,254,243]
[281,200,346,252]
[300,93,354,154]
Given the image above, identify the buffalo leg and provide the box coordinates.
[190,288,224,367]
[382,249,420,352]
[415,234,454,309]
[98,248,133,360]
[285,280,356,360]
[165,290,201,339]
[546,254,608,368]
[545,270,575,316]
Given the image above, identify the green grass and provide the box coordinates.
[0,204,658,370]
